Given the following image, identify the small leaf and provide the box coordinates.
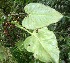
[16,40,25,51]
[23,27,60,63]
[22,3,63,29]
[0,45,7,61]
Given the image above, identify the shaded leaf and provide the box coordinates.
[0,45,7,61]
[16,40,25,51]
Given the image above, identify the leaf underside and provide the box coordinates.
[20,3,63,63]
[22,3,63,29]
[23,27,60,63]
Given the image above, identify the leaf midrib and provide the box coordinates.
[32,33,55,63]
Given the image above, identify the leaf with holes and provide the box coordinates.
[22,3,63,29]
[23,27,60,63]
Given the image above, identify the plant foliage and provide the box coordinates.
[24,27,60,63]
[22,3,63,29]
[16,3,63,63]
[0,0,70,63]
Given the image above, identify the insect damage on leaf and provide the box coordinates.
[23,27,60,63]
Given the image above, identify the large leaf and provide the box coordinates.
[23,27,60,63]
[22,3,63,29]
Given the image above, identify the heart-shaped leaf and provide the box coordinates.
[22,3,63,29]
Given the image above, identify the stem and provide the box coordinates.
[14,22,55,62]
[15,24,33,35]
[64,16,70,19]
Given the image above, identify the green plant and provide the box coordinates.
[11,3,63,63]
[0,0,70,63]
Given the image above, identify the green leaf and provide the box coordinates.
[22,3,63,29]
[0,45,7,61]
[68,52,70,61]
[16,40,25,51]
[23,27,60,63]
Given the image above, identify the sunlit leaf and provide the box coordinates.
[22,3,63,29]
[23,27,60,63]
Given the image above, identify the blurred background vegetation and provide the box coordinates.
[0,0,70,63]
